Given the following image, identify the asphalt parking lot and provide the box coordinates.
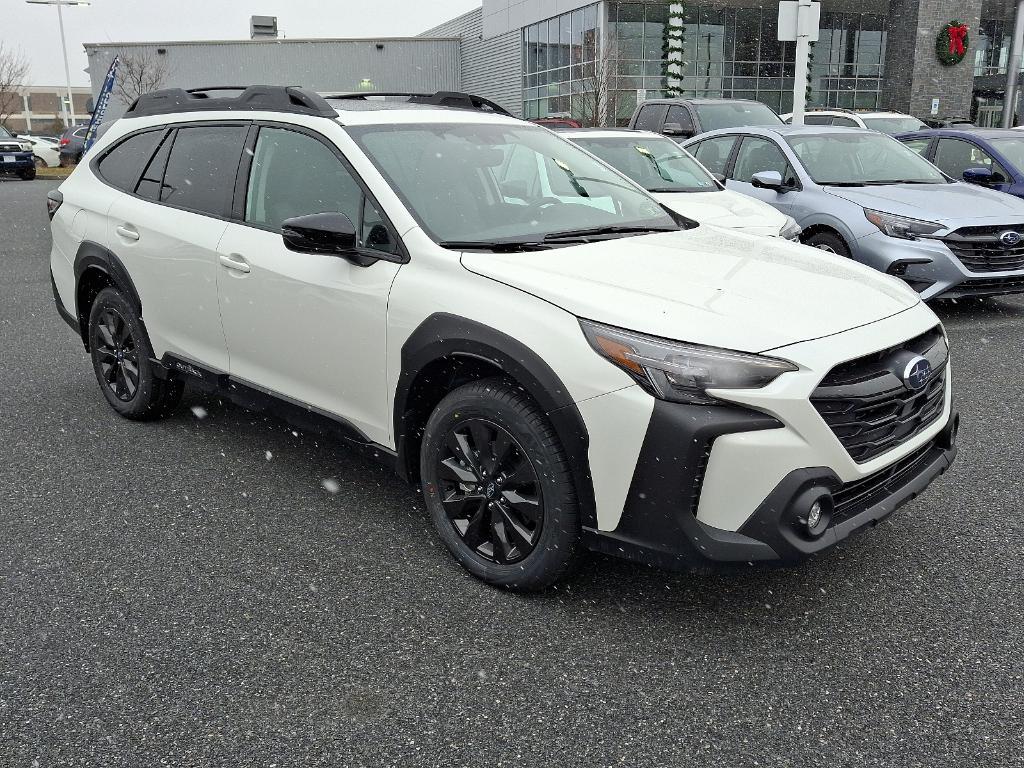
[1,178,1022,767]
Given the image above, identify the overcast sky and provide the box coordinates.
[6,0,480,87]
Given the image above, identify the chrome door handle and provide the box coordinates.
[115,225,140,241]
[219,253,251,273]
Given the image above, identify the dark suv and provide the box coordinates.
[628,98,783,141]
[0,125,35,180]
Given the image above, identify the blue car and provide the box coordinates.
[897,128,1024,199]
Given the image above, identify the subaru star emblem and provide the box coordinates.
[902,356,932,391]
[999,230,1022,247]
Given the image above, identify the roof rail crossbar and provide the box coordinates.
[322,90,513,117]
[124,85,338,118]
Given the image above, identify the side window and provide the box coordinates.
[692,136,736,176]
[731,137,794,184]
[135,130,174,201]
[245,126,397,255]
[901,138,932,157]
[934,139,1007,181]
[245,126,362,232]
[666,106,695,133]
[831,116,859,127]
[634,104,668,132]
[97,130,162,192]
[160,125,247,216]
[804,114,833,125]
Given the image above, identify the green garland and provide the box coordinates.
[936,20,969,66]
[662,3,686,97]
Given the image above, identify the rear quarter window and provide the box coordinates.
[97,130,163,192]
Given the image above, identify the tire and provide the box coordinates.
[87,287,183,420]
[420,378,580,591]
[34,156,46,169]
[18,167,36,181]
[804,230,851,258]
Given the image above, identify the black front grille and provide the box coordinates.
[0,143,23,153]
[942,225,1024,273]
[811,327,948,463]
[831,439,939,526]
[949,275,1024,297]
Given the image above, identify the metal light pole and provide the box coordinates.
[25,0,91,129]
[1004,0,1024,128]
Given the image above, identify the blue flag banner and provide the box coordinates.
[83,55,120,154]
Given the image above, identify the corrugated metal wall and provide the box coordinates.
[85,38,461,119]
[420,9,522,117]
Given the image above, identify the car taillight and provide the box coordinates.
[60,137,70,146]
[46,190,63,220]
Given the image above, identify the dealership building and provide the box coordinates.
[86,1,1022,126]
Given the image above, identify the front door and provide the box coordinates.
[215,124,403,445]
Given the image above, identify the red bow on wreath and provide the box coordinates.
[948,24,969,56]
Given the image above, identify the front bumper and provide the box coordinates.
[581,302,957,572]
[583,406,958,572]
[0,151,34,173]
[854,229,1024,300]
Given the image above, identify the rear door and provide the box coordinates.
[105,122,246,372]
[214,123,403,445]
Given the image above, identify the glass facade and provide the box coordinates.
[522,1,1020,126]
[522,4,600,122]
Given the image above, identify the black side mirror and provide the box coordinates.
[662,122,694,140]
[962,167,996,185]
[282,212,365,259]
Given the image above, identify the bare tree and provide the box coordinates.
[0,43,30,130]
[573,41,620,128]
[112,50,170,106]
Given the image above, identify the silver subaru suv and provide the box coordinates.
[684,125,1024,300]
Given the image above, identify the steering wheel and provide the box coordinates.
[523,197,564,220]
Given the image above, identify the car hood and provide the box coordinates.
[460,227,919,353]
[824,182,1024,226]
[651,189,787,235]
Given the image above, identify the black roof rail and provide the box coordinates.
[124,85,338,119]
[321,90,513,117]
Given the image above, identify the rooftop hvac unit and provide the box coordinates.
[250,15,278,39]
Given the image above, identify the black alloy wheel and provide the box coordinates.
[420,378,580,590]
[436,418,543,565]
[93,307,140,402]
[87,286,183,420]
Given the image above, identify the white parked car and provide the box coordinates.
[781,110,929,135]
[21,135,60,168]
[562,128,799,239]
[47,87,958,590]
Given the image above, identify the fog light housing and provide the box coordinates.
[795,491,833,538]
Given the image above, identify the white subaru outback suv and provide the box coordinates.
[48,87,959,590]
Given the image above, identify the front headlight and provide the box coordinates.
[779,216,802,241]
[864,209,943,240]
[580,320,798,405]
[19,142,32,152]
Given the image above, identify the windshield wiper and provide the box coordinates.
[542,225,678,242]
[438,240,553,252]
[821,181,866,187]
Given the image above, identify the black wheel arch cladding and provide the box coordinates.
[74,240,146,350]
[395,312,597,528]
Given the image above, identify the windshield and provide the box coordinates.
[862,116,929,134]
[693,102,782,131]
[0,126,12,139]
[786,132,948,185]
[346,122,678,245]
[570,135,718,193]
[990,138,1024,171]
